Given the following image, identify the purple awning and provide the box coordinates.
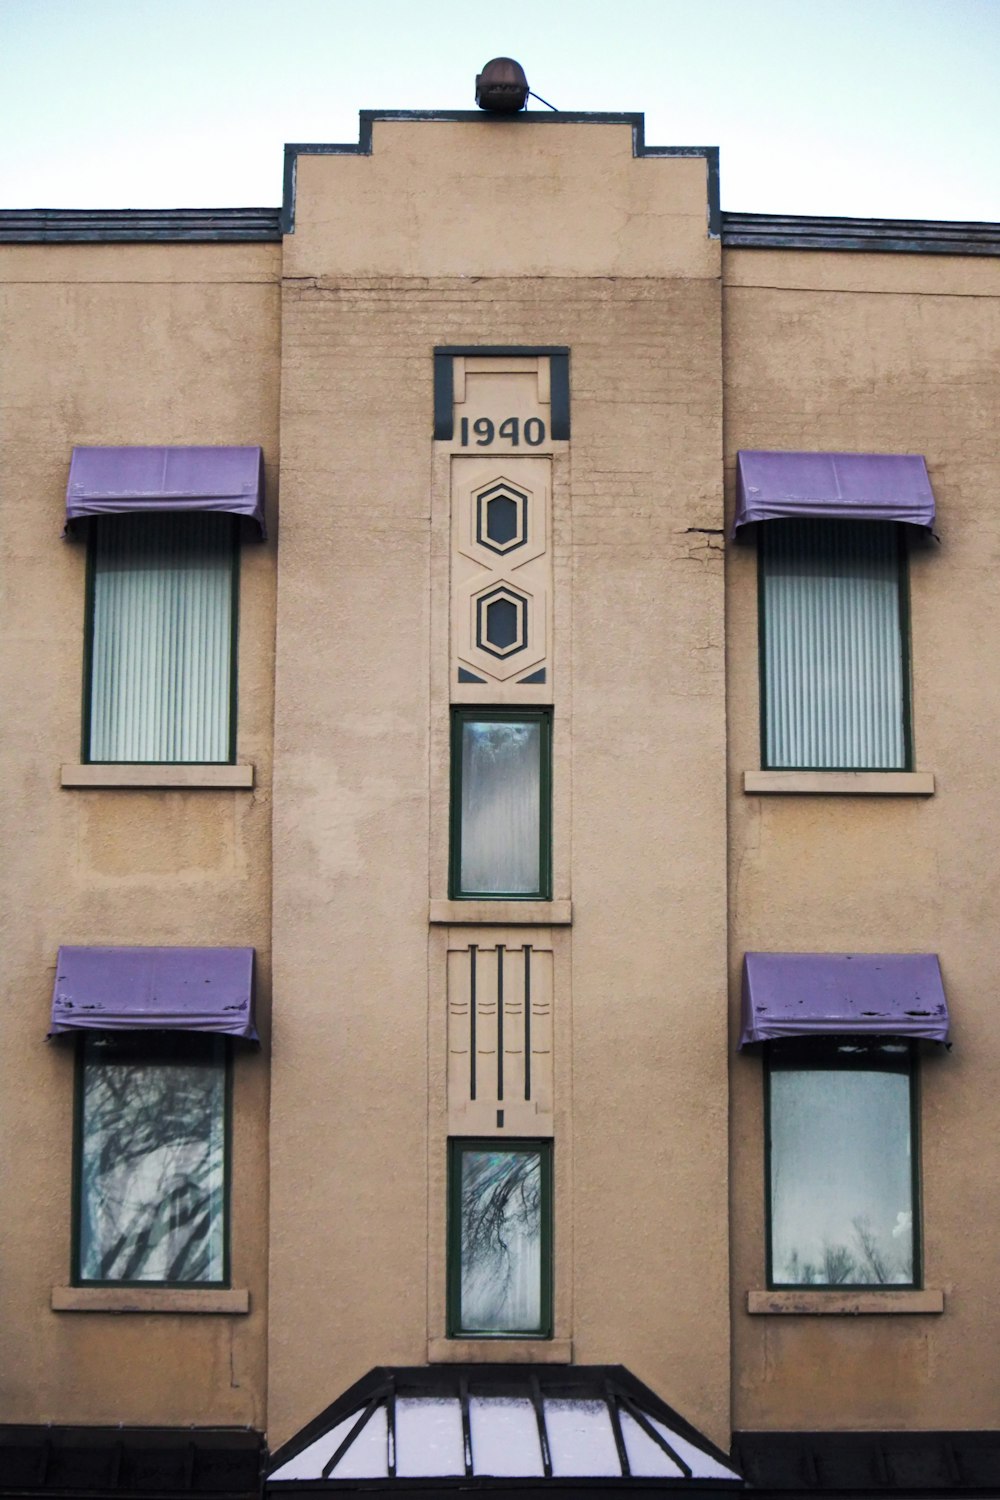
[732,450,935,535]
[65,446,266,537]
[50,946,258,1041]
[739,952,949,1049]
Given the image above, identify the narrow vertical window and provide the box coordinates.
[766,1038,918,1288]
[760,519,909,770]
[450,709,551,898]
[86,512,238,763]
[75,1033,228,1286]
[448,1140,552,1337]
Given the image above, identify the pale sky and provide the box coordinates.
[1,0,997,221]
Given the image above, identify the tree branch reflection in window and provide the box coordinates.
[78,1034,225,1284]
[459,1146,543,1333]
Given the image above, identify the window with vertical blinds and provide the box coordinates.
[760,519,908,770]
[87,513,237,763]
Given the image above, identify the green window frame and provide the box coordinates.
[758,519,912,771]
[83,512,240,765]
[72,1032,231,1288]
[449,708,552,900]
[765,1038,920,1290]
[447,1138,553,1338]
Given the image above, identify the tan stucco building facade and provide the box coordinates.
[2,104,999,1498]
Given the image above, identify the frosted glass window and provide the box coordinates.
[452,711,550,898]
[76,1033,226,1284]
[761,519,908,769]
[87,513,236,763]
[767,1039,917,1287]
[449,1141,551,1336]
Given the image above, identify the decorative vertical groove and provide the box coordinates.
[469,947,477,1101]
[524,946,532,1101]
[496,946,505,1103]
[762,519,905,769]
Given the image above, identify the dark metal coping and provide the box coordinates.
[4,204,999,258]
[0,1425,263,1497]
[0,207,282,244]
[721,212,1000,257]
[265,1363,742,1495]
[734,1431,1000,1495]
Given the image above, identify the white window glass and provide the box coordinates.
[457,716,546,896]
[88,513,235,763]
[761,519,906,769]
[768,1039,916,1287]
[77,1033,226,1284]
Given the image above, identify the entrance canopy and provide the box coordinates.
[267,1365,742,1495]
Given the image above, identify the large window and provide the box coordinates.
[759,519,910,770]
[85,513,238,764]
[74,1032,228,1286]
[448,1140,552,1337]
[450,709,551,899]
[766,1038,918,1288]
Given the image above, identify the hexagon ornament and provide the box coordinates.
[477,585,528,658]
[452,458,551,694]
[477,482,527,555]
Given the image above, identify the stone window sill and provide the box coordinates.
[61,764,255,790]
[744,771,934,796]
[429,900,572,926]
[747,1289,943,1315]
[428,1337,572,1363]
[52,1286,250,1314]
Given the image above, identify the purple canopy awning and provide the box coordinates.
[732,450,935,535]
[50,946,258,1041]
[65,446,266,537]
[739,952,949,1049]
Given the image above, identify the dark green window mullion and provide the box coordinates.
[449,708,552,900]
[80,522,98,763]
[447,1138,553,1338]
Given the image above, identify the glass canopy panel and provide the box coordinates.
[619,1410,685,1478]
[268,1413,362,1482]
[395,1397,464,1478]
[468,1396,544,1476]
[329,1406,389,1479]
[646,1419,742,1481]
[543,1399,621,1478]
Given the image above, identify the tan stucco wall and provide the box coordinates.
[6,115,999,1463]
[0,242,280,1426]
[268,120,731,1449]
[724,247,1000,1430]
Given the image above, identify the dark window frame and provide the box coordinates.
[71,1031,232,1289]
[449,707,553,900]
[757,519,913,772]
[81,513,241,766]
[764,1036,922,1291]
[447,1137,553,1339]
